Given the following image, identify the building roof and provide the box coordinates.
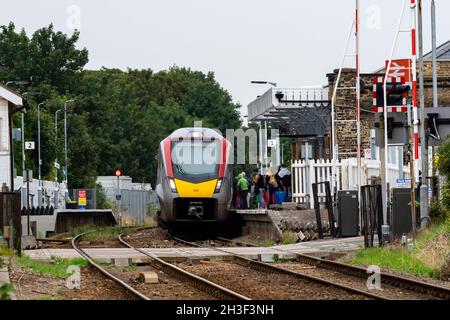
[0,83,25,111]
[424,40,450,60]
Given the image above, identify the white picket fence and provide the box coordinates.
[291,158,411,208]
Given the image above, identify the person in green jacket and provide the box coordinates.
[236,173,249,209]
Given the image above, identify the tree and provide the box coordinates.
[1,23,242,188]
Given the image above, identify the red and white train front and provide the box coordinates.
[155,128,232,229]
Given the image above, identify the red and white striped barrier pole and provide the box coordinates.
[356,0,362,219]
[411,0,420,183]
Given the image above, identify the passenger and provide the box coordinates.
[266,167,279,206]
[236,173,249,209]
[231,174,237,209]
[252,168,267,209]
[242,172,252,209]
[277,164,291,202]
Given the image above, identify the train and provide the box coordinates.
[155,128,233,231]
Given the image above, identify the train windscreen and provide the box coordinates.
[171,139,221,182]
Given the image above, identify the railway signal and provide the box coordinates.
[373,77,410,113]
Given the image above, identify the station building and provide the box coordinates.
[247,41,450,162]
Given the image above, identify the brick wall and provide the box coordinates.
[326,60,450,159]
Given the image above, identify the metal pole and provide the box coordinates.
[432,0,438,111]
[355,0,362,231]
[264,121,268,170]
[410,0,419,235]
[419,0,430,228]
[37,102,44,207]
[21,113,25,181]
[64,100,75,200]
[383,0,408,227]
[430,0,439,207]
[259,121,263,172]
[26,172,30,235]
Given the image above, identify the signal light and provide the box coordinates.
[373,77,410,113]
[115,170,122,177]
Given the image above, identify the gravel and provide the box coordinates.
[178,260,371,300]
[105,265,216,300]
[9,263,135,300]
[274,262,440,300]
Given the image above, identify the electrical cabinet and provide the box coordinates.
[337,190,359,237]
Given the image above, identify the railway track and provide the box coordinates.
[117,234,251,300]
[172,236,386,300]
[214,236,450,300]
[71,234,150,300]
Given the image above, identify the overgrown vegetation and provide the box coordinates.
[69,224,135,241]
[347,139,450,279]
[281,231,297,245]
[14,256,88,279]
[0,284,13,300]
[35,294,59,300]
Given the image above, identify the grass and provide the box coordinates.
[281,231,298,245]
[0,244,14,258]
[123,264,138,272]
[35,294,60,300]
[347,220,450,279]
[14,255,88,279]
[69,224,136,241]
[264,239,276,247]
[349,247,434,277]
[0,284,13,300]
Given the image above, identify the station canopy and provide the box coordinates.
[247,87,331,137]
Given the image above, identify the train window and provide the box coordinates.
[172,140,220,182]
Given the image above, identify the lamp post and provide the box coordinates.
[250,81,277,87]
[54,109,63,209]
[64,99,75,200]
[37,102,44,206]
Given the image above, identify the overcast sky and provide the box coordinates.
[2,0,449,119]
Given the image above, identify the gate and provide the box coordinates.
[361,185,383,248]
[311,181,336,239]
[0,192,22,255]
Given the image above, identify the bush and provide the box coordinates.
[0,284,13,300]
[281,231,297,245]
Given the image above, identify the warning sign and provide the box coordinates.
[385,59,412,82]
[78,190,87,208]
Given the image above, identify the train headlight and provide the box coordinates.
[168,178,177,193]
[214,179,223,193]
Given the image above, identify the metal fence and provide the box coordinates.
[103,187,159,225]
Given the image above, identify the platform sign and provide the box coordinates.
[78,190,87,209]
[385,59,412,82]
[267,139,277,148]
[25,141,35,150]
[396,178,411,188]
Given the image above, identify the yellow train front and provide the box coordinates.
[155,128,232,232]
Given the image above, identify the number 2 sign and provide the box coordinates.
[25,141,35,150]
